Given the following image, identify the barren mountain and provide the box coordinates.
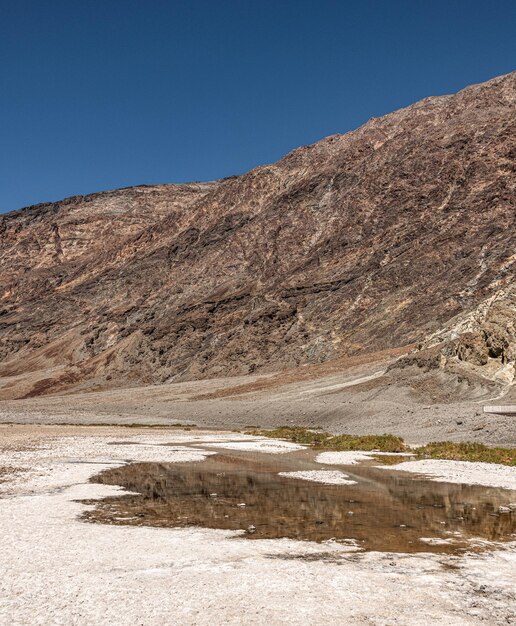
[0,72,514,400]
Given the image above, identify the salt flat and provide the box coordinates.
[1,425,515,625]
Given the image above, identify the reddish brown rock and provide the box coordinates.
[0,72,514,398]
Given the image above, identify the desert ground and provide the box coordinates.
[0,408,516,626]
[2,351,515,625]
[1,350,515,446]
[1,14,514,626]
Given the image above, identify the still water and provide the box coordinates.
[84,447,515,553]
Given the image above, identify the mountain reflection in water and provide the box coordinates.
[84,450,515,554]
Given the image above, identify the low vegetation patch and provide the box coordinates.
[371,454,411,465]
[415,442,516,466]
[52,422,195,429]
[250,427,516,465]
[249,427,407,452]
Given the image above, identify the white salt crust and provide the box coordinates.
[1,433,515,625]
[278,470,357,485]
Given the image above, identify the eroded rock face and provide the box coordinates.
[0,72,514,397]
[387,285,516,401]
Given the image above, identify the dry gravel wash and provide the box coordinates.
[1,426,516,626]
[1,359,515,446]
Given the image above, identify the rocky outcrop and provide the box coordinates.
[0,72,514,398]
[388,286,515,401]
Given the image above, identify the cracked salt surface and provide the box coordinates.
[1,431,516,625]
[316,451,516,491]
[316,450,414,465]
[381,459,516,491]
[0,436,217,496]
[203,439,305,453]
[278,470,356,485]
[316,450,380,465]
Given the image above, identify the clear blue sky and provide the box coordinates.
[1,0,515,213]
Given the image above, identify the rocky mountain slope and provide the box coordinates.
[0,72,514,399]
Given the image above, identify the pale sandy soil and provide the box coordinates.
[1,425,515,625]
